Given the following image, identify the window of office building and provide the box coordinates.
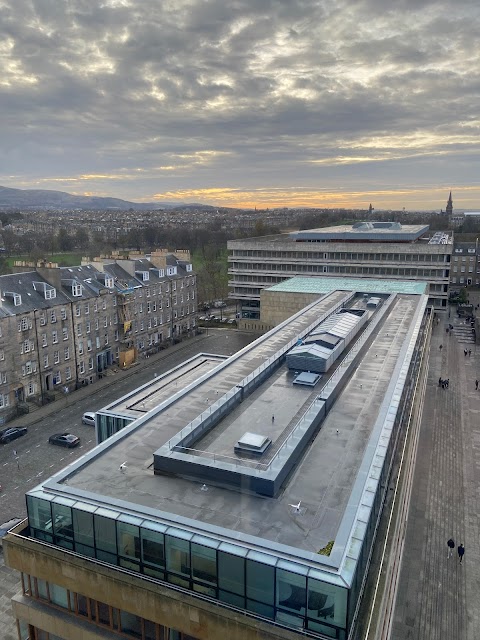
[117,515,142,569]
[191,539,218,587]
[141,521,166,578]
[246,553,276,618]
[218,545,247,607]
[94,508,119,561]
[166,531,191,583]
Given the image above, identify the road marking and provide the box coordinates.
[25,450,30,454]
[35,444,41,448]
[49,464,54,468]
[3,462,8,466]
[13,486,19,490]
[60,457,65,461]
[26,477,34,482]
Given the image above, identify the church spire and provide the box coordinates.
[446,191,453,216]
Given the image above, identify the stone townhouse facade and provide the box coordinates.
[450,240,480,288]
[0,271,78,421]
[0,251,197,423]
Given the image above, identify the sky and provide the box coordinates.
[1,0,480,211]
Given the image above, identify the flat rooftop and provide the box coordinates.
[38,281,427,570]
[268,276,428,296]
[100,353,226,419]
[291,222,429,242]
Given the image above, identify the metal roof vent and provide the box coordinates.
[234,432,271,456]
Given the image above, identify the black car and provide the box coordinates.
[0,427,28,444]
[48,433,80,448]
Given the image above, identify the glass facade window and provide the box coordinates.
[246,599,274,619]
[276,566,307,617]
[166,532,191,578]
[27,494,53,542]
[49,583,69,609]
[117,515,142,561]
[141,522,166,569]
[246,556,275,606]
[36,578,48,600]
[120,610,142,638]
[94,508,119,555]
[218,546,246,596]
[307,576,348,630]
[72,504,96,549]
[191,541,217,585]
[52,499,75,544]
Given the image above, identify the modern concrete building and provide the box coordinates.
[4,277,432,640]
[227,222,452,320]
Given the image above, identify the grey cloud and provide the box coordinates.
[0,0,478,202]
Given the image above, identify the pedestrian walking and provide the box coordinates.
[13,449,17,457]
[458,543,465,563]
[468,349,472,357]
[272,415,275,423]
[447,538,455,558]
[476,379,478,391]
[464,349,468,357]
[439,344,443,350]
[439,377,442,387]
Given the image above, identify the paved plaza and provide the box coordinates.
[392,299,480,640]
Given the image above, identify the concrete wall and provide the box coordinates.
[260,290,320,326]
[4,533,301,640]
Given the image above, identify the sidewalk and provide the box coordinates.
[391,301,480,640]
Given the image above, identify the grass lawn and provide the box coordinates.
[6,253,85,268]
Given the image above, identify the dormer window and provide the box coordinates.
[135,271,150,281]
[167,266,177,276]
[32,281,56,300]
[5,291,21,306]
[105,276,114,288]
[186,264,193,272]
[72,283,83,297]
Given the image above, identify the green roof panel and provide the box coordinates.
[268,276,428,295]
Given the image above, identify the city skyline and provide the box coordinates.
[1,1,479,210]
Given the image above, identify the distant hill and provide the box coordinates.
[0,185,189,210]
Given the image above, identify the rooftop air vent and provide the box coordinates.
[234,432,271,456]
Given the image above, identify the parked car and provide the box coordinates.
[82,412,96,426]
[48,433,80,448]
[213,300,227,308]
[0,427,28,444]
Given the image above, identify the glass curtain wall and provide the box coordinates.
[27,494,349,638]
